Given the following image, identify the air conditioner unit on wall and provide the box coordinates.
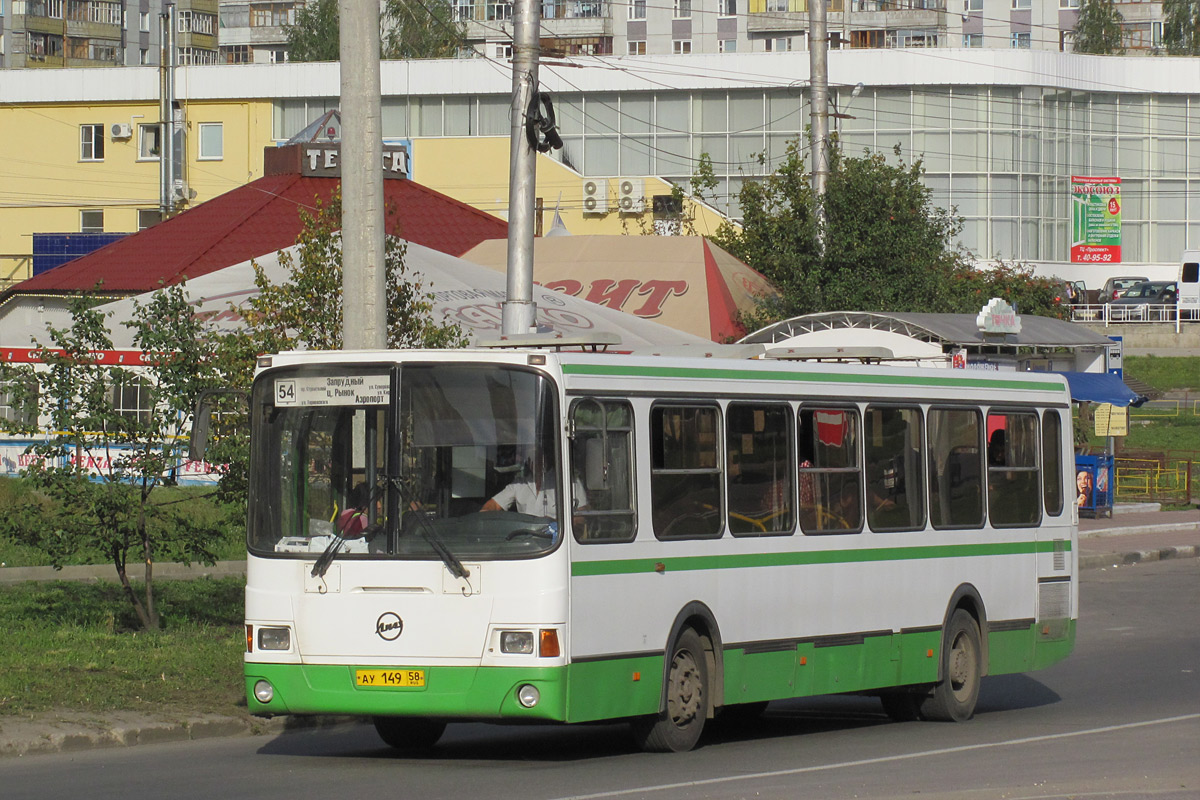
[111,123,133,139]
[617,178,645,214]
[582,178,609,214]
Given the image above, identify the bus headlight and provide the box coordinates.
[257,627,291,651]
[253,680,274,704]
[517,684,540,708]
[500,630,534,654]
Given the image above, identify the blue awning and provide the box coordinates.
[1053,372,1147,407]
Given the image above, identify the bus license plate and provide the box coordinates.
[355,669,425,688]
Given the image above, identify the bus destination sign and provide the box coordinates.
[274,375,391,407]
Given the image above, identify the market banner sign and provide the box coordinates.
[1070,176,1121,263]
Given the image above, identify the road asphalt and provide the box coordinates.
[1,504,1195,760]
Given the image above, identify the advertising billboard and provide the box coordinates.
[1070,176,1121,263]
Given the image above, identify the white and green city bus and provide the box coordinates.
[241,345,1076,752]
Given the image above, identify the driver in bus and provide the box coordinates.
[481,451,587,521]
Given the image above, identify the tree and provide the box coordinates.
[710,139,1064,332]
[1162,0,1200,55]
[285,0,466,62]
[1073,0,1127,55]
[0,286,224,631]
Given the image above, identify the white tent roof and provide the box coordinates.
[34,241,708,351]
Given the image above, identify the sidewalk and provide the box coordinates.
[1,505,1196,759]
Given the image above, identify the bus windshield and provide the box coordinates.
[248,363,563,561]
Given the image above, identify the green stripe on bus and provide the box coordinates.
[560,363,1057,392]
[570,540,1069,577]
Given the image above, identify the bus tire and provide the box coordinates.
[920,609,982,722]
[372,716,446,751]
[630,628,709,752]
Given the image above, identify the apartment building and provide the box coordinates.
[0,0,218,68]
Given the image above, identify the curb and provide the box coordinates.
[0,711,360,759]
[1079,544,1199,571]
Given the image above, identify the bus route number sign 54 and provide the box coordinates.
[355,669,426,688]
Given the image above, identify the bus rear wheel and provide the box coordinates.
[631,628,709,752]
[920,609,982,722]
[372,716,446,751]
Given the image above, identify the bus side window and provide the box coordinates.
[650,404,723,540]
[864,406,925,532]
[797,407,862,535]
[570,399,636,542]
[928,408,984,529]
[1042,410,1064,516]
[987,411,1041,528]
[726,403,794,536]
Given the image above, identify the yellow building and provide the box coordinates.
[0,61,733,288]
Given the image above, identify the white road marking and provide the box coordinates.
[552,713,1200,800]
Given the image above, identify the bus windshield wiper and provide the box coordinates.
[393,478,470,581]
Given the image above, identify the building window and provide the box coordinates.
[452,0,475,20]
[627,39,646,55]
[1059,0,1079,6]
[198,122,223,160]
[138,209,162,230]
[963,33,983,47]
[964,0,982,9]
[628,0,645,19]
[673,0,690,18]
[493,42,512,59]
[487,0,512,20]
[139,11,150,31]
[720,0,736,15]
[766,37,792,52]
[672,38,692,54]
[80,124,104,161]
[0,380,37,429]
[1010,31,1031,48]
[767,0,788,11]
[1011,0,1030,7]
[138,123,161,160]
[139,47,149,64]
[80,209,104,233]
[719,38,737,53]
[109,377,152,425]
[221,44,251,64]
[269,49,287,63]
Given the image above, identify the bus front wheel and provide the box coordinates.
[631,628,709,752]
[920,609,982,722]
[372,716,446,751]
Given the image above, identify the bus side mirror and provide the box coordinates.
[189,389,248,462]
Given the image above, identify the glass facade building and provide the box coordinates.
[273,51,1200,268]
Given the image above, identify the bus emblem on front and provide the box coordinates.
[375,612,404,641]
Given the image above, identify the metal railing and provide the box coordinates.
[1069,303,1199,331]
[1114,456,1195,505]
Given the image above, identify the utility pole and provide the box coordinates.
[809,0,829,253]
[501,0,542,335]
[158,4,176,218]
[340,0,386,350]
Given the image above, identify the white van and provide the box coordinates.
[1181,251,1200,317]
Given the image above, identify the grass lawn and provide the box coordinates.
[0,577,246,717]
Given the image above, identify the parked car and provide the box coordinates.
[1098,276,1150,305]
[1110,281,1178,320]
